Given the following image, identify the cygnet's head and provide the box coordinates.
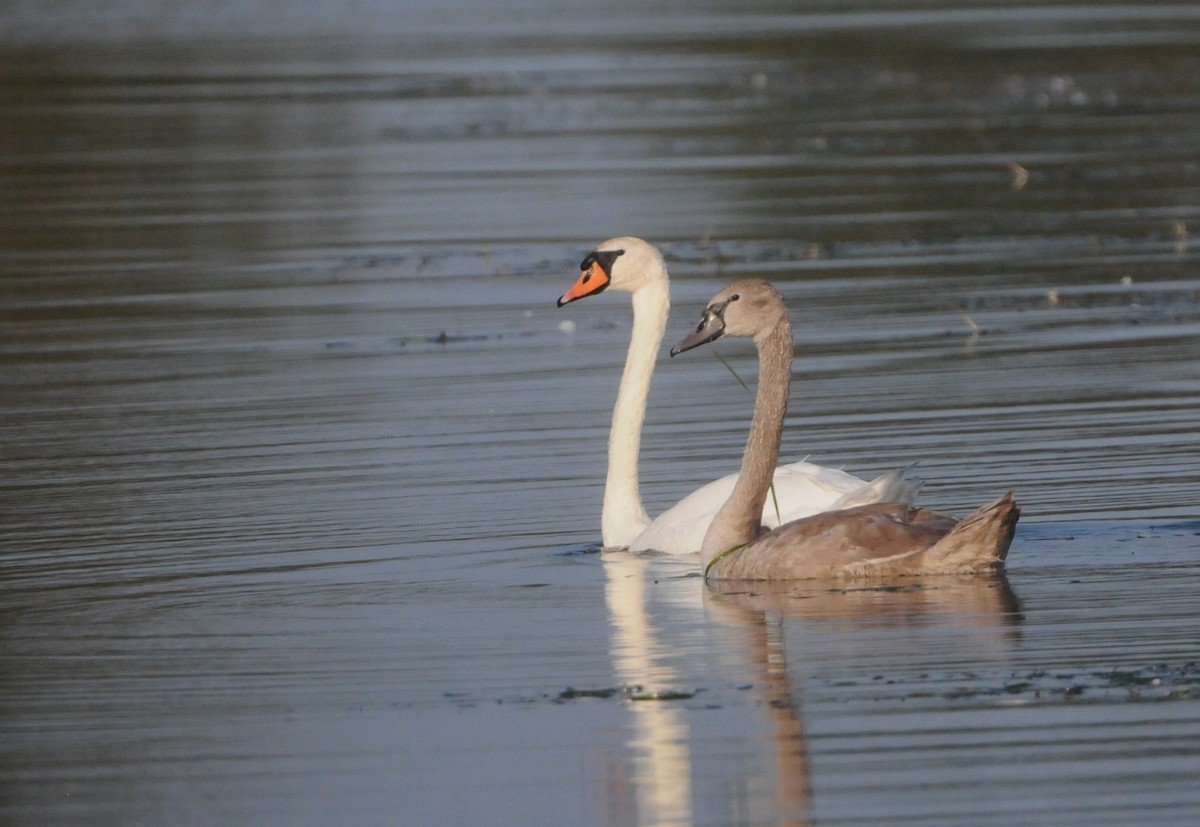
[670,279,787,356]
[557,237,667,307]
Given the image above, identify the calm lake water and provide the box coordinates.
[2,2,1200,825]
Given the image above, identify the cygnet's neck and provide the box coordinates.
[602,277,669,547]
[699,320,792,565]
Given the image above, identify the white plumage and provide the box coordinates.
[558,237,920,554]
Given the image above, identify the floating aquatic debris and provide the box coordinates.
[819,661,1198,706]
[554,684,697,703]
[556,686,620,701]
[624,686,697,702]
[389,329,540,349]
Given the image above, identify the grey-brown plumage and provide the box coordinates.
[671,279,1019,581]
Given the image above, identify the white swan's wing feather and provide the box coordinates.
[629,461,921,554]
[827,464,923,511]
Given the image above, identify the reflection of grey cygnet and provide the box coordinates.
[557,236,920,555]
[671,279,1019,580]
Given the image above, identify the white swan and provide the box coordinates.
[557,237,921,554]
[670,279,1019,579]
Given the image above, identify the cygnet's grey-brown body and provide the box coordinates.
[670,279,1019,580]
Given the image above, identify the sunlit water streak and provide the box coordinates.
[2,2,1200,825]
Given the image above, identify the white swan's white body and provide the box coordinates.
[559,237,920,555]
[628,461,917,554]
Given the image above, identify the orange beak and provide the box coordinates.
[557,261,611,307]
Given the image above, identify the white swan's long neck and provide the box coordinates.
[602,279,669,547]
[699,320,792,566]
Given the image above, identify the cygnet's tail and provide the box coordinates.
[923,492,1020,572]
[832,463,924,510]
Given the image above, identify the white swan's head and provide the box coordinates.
[670,279,787,356]
[557,236,667,307]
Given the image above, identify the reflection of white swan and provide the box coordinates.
[603,551,696,826]
[671,280,1020,580]
[558,237,920,554]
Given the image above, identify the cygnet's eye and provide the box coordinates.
[730,293,740,301]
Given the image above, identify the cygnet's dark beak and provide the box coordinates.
[670,306,726,356]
